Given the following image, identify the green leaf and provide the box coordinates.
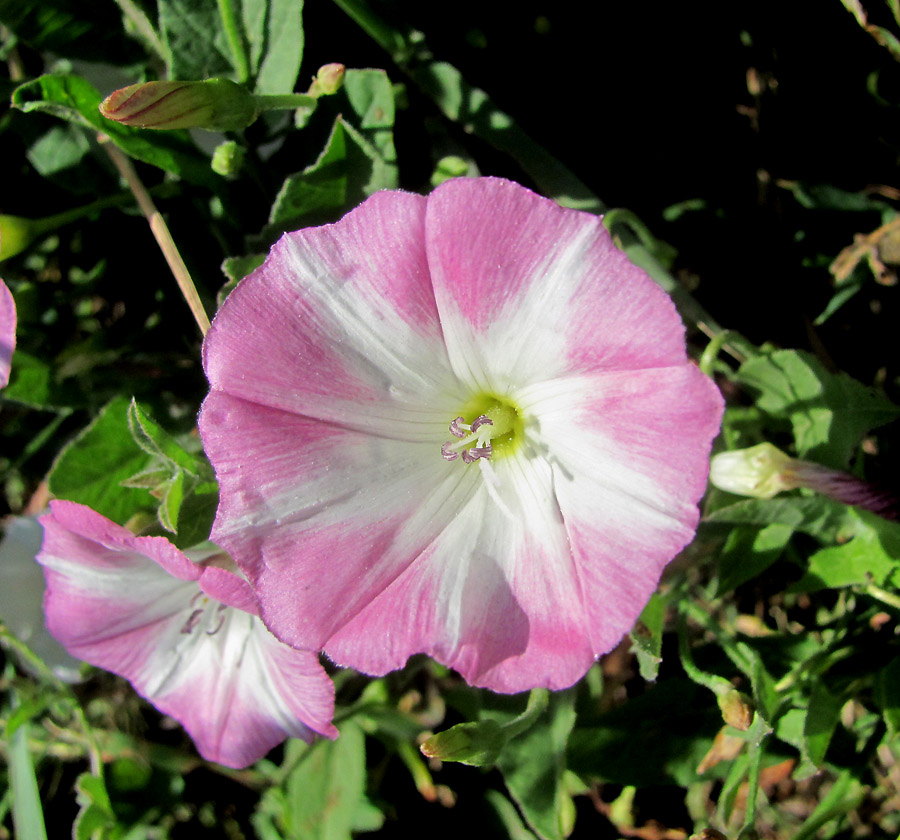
[496,690,577,840]
[791,768,865,840]
[705,496,857,543]
[8,713,47,840]
[48,396,153,524]
[874,659,900,738]
[343,68,395,130]
[796,683,844,779]
[736,349,900,468]
[73,772,115,840]
[245,0,305,94]
[790,510,900,592]
[12,75,216,186]
[170,481,219,548]
[3,351,57,408]
[158,469,185,533]
[270,118,351,225]
[221,252,266,284]
[629,592,665,681]
[26,124,91,177]
[254,723,382,839]
[158,0,233,80]
[127,399,204,475]
[715,523,793,594]
[485,790,540,840]
[270,114,397,228]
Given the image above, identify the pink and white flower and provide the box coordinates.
[200,177,724,693]
[0,277,15,388]
[37,500,337,768]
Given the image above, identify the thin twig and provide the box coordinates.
[100,138,210,336]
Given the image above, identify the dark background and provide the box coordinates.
[303,0,900,386]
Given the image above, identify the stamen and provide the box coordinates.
[442,442,460,461]
[181,608,204,634]
[206,603,228,635]
[449,417,468,438]
[470,415,493,434]
[462,445,492,463]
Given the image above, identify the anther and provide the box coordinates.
[462,445,492,463]
[449,417,468,438]
[442,442,460,461]
[470,415,493,434]
[206,604,227,635]
[181,608,204,634]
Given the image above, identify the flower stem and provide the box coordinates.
[217,0,250,84]
[101,140,211,336]
[700,329,739,375]
[254,93,319,112]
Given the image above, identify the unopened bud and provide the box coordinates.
[308,63,345,97]
[211,140,246,177]
[100,79,258,132]
[0,215,39,262]
[710,442,797,499]
[717,689,754,731]
[711,442,900,521]
[420,719,505,766]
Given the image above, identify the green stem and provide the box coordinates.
[677,611,733,697]
[395,739,438,800]
[502,688,549,740]
[217,0,250,84]
[861,582,900,611]
[111,0,166,61]
[700,329,737,376]
[253,93,318,112]
[739,714,770,835]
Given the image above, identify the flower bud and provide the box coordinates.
[0,215,38,262]
[211,140,246,177]
[717,689,754,731]
[711,442,900,521]
[420,719,505,766]
[100,79,258,131]
[308,63,345,97]
[709,442,798,499]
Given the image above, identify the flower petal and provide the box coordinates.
[203,391,482,650]
[425,177,688,391]
[326,453,597,692]
[0,277,16,388]
[518,364,723,653]
[136,606,338,768]
[38,501,201,671]
[37,501,337,768]
[203,190,457,436]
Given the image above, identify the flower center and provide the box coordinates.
[180,591,228,635]
[441,393,523,464]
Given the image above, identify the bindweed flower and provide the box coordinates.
[0,277,15,387]
[711,442,900,521]
[37,501,338,768]
[0,277,14,387]
[200,177,724,693]
[100,79,258,131]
